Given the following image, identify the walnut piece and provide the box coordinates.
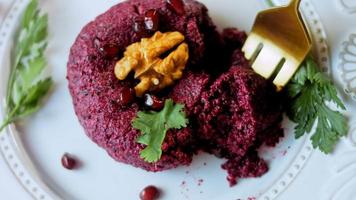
[114,31,189,97]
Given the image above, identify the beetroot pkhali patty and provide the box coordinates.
[67,0,220,171]
[67,0,285,185]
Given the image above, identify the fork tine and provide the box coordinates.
[242,34,261,60]
[273,58,299,87]
[251,43,284,79]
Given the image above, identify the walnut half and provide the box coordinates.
[114,31,189,97]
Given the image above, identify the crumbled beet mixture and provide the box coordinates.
[67,0,284,186]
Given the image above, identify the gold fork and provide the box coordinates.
[242,0,312,90]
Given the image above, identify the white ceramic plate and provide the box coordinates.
[0,0,354,200]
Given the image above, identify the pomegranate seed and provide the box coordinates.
[118,88,135,106]
[140,185,160,200]
[133,17,146,36]
[94,37,120,58]
[144,94,164,110]
[144,9,159,32]
[94,37,101,49]
[102,44,120,58]
[166,0,185,15]
[61,153,77,170]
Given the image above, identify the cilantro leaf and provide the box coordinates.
[132,99,188,163]
[286,56,348,153]
[0,0,52,132]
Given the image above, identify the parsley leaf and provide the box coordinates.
[132,99,188,163]
[0,0,52,132]
[286,56,348,153]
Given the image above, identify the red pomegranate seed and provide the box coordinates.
[94,37,101,49]
[61,153,77,170]
[102,44,120,58]
[144,94,164,110]
[144,9,159,32]
[139,185,160,200]
[133,17,147,35]
[94,38,120,58]
[166,0,185,15]
[118,88,135,106]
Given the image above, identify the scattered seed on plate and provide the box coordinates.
[61,153,77,170]
[140,185,160,200]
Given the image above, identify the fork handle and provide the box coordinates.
[289,0,302,9]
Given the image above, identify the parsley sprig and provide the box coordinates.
[132,99,188,163]
[0,0,52,132]
[287,56,348,153]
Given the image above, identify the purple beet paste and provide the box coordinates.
[67,0,284,186]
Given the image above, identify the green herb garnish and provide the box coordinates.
[0,0,52,132]
[287,56,348,153]
[132,99,188,163]
[265,0,275,7]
